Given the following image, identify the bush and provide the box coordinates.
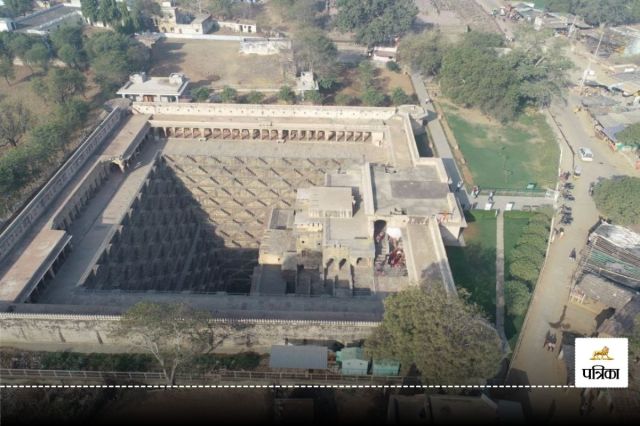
[509,258,541,284]
[505,280,532,317]
[391,87,411,105]
[362,87,386,106]
[304,90,322,105]
[335,93,356,106]
[191,87,210,102]
[386,61,401,72]
[245,90,265,104]
[278,85,296,104]
[219,86,237,103]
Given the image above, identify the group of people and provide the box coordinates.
[543,330,558,352]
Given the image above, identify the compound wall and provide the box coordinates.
[0,313,378,354]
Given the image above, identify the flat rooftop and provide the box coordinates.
[117,78,189,97]
[15,5,80,29]
[371,164,450,216]
[0,229,70,302]
[100,114,150,162]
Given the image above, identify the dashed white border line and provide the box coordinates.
[0,384,576,388]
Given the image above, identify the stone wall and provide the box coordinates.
[133,103,398,120]
[0,108,123,264]
[0,313,378,354]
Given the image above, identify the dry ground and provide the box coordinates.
[335,65,416,104]
[150,39,294,91]
[0,65,54,117]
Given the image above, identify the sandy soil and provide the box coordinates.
[150,39,294,91]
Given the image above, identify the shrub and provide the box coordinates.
[505,280,532,317]
[386,60,401,72]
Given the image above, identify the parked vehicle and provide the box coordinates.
[578,147,594,162]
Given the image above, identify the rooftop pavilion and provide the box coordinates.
[117,73,190,103]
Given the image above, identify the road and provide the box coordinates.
[507,88,636,416]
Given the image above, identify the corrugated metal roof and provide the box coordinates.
[269,345,328,369]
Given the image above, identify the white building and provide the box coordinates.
[117,73,190,103]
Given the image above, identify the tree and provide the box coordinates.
[116,302,224,385]
[54,99,89,131]
[391,87,411,105]
[85,32,150,93]
[357,60,375,89]
[593,176,640,225]
[191,86,211,102]
[245,90,265,104]
[80,0,100,25]
[335,0,418,46]
[33,68,86,104]
[51,24,87,69]
[439,33,522,122]
[293,28,338,81]
[219,86,237,103]
[361,87,385,106]
[616,123,640,149]
[504,280,532,317]
[0,101,34,148]
[0,55,16,85]
[271,0,320,28]
[397,31,446,76]
[278,85,296,104]
[99,0,122,27]
[366,287,503,383]
[29,121,70,155]
[23,43,49,73]
[545,0,640,26]
[3,0,32,17]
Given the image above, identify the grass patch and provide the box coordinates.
[503,211,534,272]
[446,210,497,321]
[443,106,558,190]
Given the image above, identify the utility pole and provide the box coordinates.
[579,24,605,95]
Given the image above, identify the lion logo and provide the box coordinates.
[590,346,614,360]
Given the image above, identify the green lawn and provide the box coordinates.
[446,210,497,322]
[443,105,559,190]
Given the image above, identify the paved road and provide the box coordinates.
[508,90,636,415]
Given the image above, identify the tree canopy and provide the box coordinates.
[593,176,640,225]
[2,0,33,17]
[365,286,503,384]
[438,31,572,122]
[616,123,640,149]
[335,0,418,47]
[85,31,150,93]
[33,68,86,105]
[544,0,640,26]
[0,101,33,148]
[116,302,223,385]
[397,31,447,76]
[293,28,338,81]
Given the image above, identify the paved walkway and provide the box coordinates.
[495,211,508,351]
[508,90,635,421]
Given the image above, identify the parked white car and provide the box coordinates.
[578,147,594,162]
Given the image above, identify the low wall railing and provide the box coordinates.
[0,368,406,385]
